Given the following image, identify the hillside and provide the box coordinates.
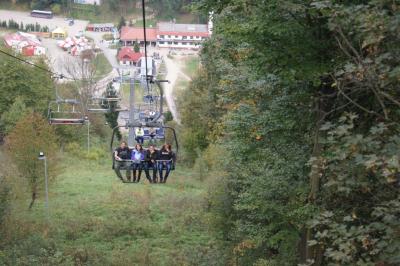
[1,155,225,265]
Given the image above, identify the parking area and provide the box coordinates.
[0,10,89,37]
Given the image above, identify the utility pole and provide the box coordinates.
[38,152,49,219]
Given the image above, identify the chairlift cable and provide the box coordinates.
[0,49,74,80]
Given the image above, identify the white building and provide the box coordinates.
[156,22,210,49]
[74,0,101,5]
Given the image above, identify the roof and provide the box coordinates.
[52,27,67,34]
[120,26,157,41]
[4,32,41,47]
[117,47,143,62]
[157,22,209,37]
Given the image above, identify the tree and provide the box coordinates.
[103,82,121,140]
[0,97,32,135]
[134,40,140,53]
[5,113,58,209]
[117,16,126,31]
[0,52,53,121]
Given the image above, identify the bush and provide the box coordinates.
[5,113,59,209]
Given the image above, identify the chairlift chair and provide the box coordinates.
[48,99,86,125]
[87,96,127,113]
[110,122,178,182]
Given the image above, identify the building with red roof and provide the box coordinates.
[120,21,211,49]
[120,26,157,46]
[3,32,45,56]
[117,46,143,66]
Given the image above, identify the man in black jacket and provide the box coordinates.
[114,141,131,181]
[144,144,158,183]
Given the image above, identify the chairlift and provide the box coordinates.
[48,99,86,125]
[87,96,127,113]
[110,122,178,182]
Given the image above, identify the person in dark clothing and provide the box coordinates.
[131,143,145,182]
[158,144,173,183]
[144,144,159,183]
[114,141,131,181]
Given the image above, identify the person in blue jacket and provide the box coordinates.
[131,143,145,182]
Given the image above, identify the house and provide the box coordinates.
[22,45,46,56]
[120,22,210,49]
[74,0,101,5]
[3,32,45,56]
[120,26,157,46]
[156,22,210,49]
[52,27,67,39]
[117,47,143,66]
[86,23,114,32]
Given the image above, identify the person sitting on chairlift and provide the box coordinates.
[149,128,156,143]
[144,144,159,183]
[158,144,173,183]
[135,127,145,144]
[131,143,145,182]
[114,141,131,181]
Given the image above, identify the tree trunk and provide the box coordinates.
[28,191,36,209]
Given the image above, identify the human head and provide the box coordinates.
[149,144,155,152]
[120,141,127,148]
[135,143,142,151]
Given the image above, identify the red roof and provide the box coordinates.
[120,26,157,41]
[117,47,143,62]
[157,31,209,37]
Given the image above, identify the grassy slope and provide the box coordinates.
[2,156,221,265]
[94,53,112,80]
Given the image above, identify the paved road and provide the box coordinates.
[0,10,90,79]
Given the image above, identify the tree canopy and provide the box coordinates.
[180,0,400,265]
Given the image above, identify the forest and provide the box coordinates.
[179,0,400,265]
[0,0,399,265]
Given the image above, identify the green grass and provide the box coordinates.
[182,56,200,79]
[133,19,157,28]
[94,53,112,80]
[1,154,223,265]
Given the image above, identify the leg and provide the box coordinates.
[144,162,152,182]
[158,162,164,183]
[152,163,158,183]
[132,164,137,182]
[137,163,142,182]
[164,162,172,183]
[114,161,124,181]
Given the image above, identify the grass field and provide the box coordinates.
[94,53,112,80]
[0,154,222,265]
[181,56,200,79]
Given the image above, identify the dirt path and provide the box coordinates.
[163,56,181,124]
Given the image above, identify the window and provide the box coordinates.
[173,42,178,45]
[168,42,172,45]
[159,41,164,44]
[160,35,164,38]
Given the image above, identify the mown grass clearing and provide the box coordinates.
[1,155,222,265]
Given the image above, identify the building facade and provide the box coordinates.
[120,22,210,49]
[156,22,209,49]
[74,0,101,5]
